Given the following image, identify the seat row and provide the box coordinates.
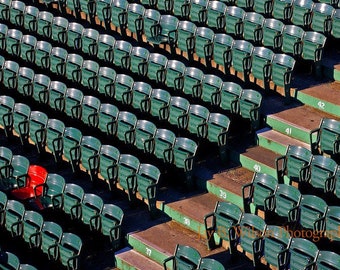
[163,244,225,270]
[0,3,295,101]
[0,156,125,249]
[204,200,340,269]
[0,193,82,270]
[0,248,37,270]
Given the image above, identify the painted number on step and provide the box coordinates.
[285,127,292,135]
[317,101,325,110]
[253,164,261,172]
[146,247,152,257]
[219,189,227,199]
[184,217,190,226]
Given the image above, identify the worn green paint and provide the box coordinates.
[238,153,277,178]
[257,133,287,155]
[127,234,169,266]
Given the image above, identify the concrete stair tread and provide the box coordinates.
[241,146,280,169]
[257,128,310,150]
[298,81,340,105]
[115,248,163,270]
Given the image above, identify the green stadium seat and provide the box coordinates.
[242,172,278,214]
[13,103,30,145]
[81,28,99,57]
[206,1,227,31]
[143,8,161,41]
[325,206,340,243]
[224,6,245,38]
[17,67,34,97]
[189,0,208,24]
[135,119,157,154]
[136,163,160,215]
[48,81,67,112]
[0,147,12,173]
[58,232,82,270]
[271,184,301,223]
[35,40,52,70]
[0,0,11,21]
[114,74,134,106]
[100,203,124,249]
[98,66,116,97]
[40,221,63,260]
[80,193,104,230]
[113,40,132,70]
[231,40,254,83]
[66,22,83,50]
[51,16,68,45]
[254,0,273,16]
[165,60,186,91]
[0,23,8,51]
[4,199,25,237]
[81,60,99,91]
[29,111,48,153]
[176,20,197,61]
[37,11,53,39]
[67,0,81,17]
[291,0,314,28]
[311,3,335,36]
[46,118,65,163]
[0,190,6,227]
[195,27,214,66]
[163,244,201,270]
[62,183,84,219]
[173,0,191,18]
[201,74,222,106]
[81,95,100,128]
[271,53,296,101]
[80,136,101,181]
[97,34,115,63]
[332,9,340,38]
[0,95,14,137]
[64,88,83,120]
[30,173,66,210]
[198,258,225,270]
[263,19,285,51]
[22,210,44,248]
[63,127,82,172]
[243,12,265,44]
[157,0,173,13]
[213,33,234,74]
[79,0,96,21]
[238,89,262,131]
[96,0,113,28]
[183,67,204,98]
[272,0,293,21]
[6,29,22,58]
[188,104,209,138]
[32,74,50,105]
[130,46,149,77]
[23,6,39,33]
[299,194,327,231]
[98,103,119,136]
[2,60,19,89]
[251,47,274,90]
[127,3,145,41]
[154,128,175,163]
[117,111,137,144]
[169,96,190,129]
[10,1,25,27]
[150,88,171,121]
[131,81,152,113]
[50,47,67,76]
[140,0,156,8]
[308,155,337,193]
[147,53,168,84]
[0,251,20,269]
[310,118,340,157]
[316,251,340,270]
[110,0,128,34]
[276,145,312,184]
[236,0,254,10]
[288,238,319,270]
[20,35,37,64]
[148,14,179,53]
[219,82,242,113]
[118,154,140,201]
[263,225,291,269]
[99,144,120,190]
[239,213,266,267]
[204,201,243,252]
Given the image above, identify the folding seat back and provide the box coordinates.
[176,21,197,61]
[63,127,82,172]
[131,81,152,113]
[6,28,22,58]
[163,244,201,270]
[127,3,145,40]
[22,210,44,248]
[207,113,231,148]
[273,0,293,21]
[35,40,52,70]
[0,95,14,136]
[118,154,140,201]
[48,81,67,112]
[225,6,246,38]
[81,28,99,56]
[98,103,119,136]
[97,34,115,63]
[150,88,171,121]
[173,137,198,173]
[80,136,101,180]
[13,103,30,145]
[169,96,190,130]
[165,60,186,91]
[3,60,19,90]
[10,1,25,28]
[62,183,84,219]
[316,251,340,270]
[81,96,100,128]
[207,1,227,31]
[183,67,204,98]
[0,0,11,21]
[37,11,53,39]
[80,193,104,230]
[67,22,83,50]
[81,60,99,91]
[173,0,191,18]
[64,88,84,120]
[243,12,265,44]
[116,111,137,144]
[17,67,34,97]
[143,8,161,41]
[220,82,242,113]
[99,145,120,190]
[231,40,254,82]
[29,111,48,153]
[251,47,275,89]
[40,221,63,260]
[291,0,314,28]
[189,0,208,24]
[201,74,223,106]
[273,184,301,222]
[32,74,50,104]
[288,238,319,270]
[154,128,175,163]
[263,18,285,51]
[0,251,20,270]
[130,46,149,77]
[50,47,68,76]
[194,27,214,65]
[51,16,68,45]
[114,74,134,105]
[96,0,113,27]
[98,66,116,97]
[147,53,168,84]
[135,120,157,154]
[24,5,39,33]
[20,35,37,64]
[325,206,340,243]
[238,89,262,130]
[187,104,209,138]
[213,33,234,74]
[4,199,25,237]
[58,233,82,270]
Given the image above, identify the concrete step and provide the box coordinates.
[115,248,163,270]
[265,104,339,144]
[256,127,311,155]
